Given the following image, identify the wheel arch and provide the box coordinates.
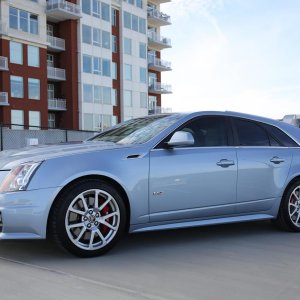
[283,175,300,199]
[46,175,131,238]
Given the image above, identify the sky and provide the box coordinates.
[161,0,300,119]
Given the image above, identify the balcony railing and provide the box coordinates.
[148,57,171,72]
[149,106,172,115]
[47,67,66,81]
[148,31,172,50]
[47,35,66,51]
[0,92,9,106]
[147,8,171,26]
[46,0,82,22]
[149,82,172,94]
[48,98,67,111]
[0,56,8,71]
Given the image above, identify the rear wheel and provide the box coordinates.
[50,179,126,257]
[274,180,300,232]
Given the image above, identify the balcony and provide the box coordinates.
[149,82,172,94]
[47,67,66,81]
[150,0,171,3]
[147,8,171,27]
[149,106,172,115]
[0,92,9,106]
[46,0,82,23]
[48,98,67,111]
[0,56,8,71]
[148,58,171,72]
[148,32,172,50]
[47,35,66,52]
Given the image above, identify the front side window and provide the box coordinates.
[233,118,269,146]
[28,45,39,67]
[177,117,228,147]
[10,41,23,64]
[10,76,23,98]
[28,78,40,100]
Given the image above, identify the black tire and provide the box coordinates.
[49,179,126,257]
[273,180,300,232]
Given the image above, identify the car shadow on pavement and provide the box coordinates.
[0,220,282,261]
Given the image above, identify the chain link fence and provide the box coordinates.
[0,124,99,151]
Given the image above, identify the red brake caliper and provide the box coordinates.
[100,203,110,235]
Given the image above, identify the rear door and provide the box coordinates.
[232,118,293,214]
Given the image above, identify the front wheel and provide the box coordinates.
[49,179,126,257]
[273,180,300,232]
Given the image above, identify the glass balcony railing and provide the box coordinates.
[47,67,66,81]
[148,57,171,71]
[147,8,171,26]
[149,82,172,94]
[47,35,66,51]
[48,98,67,110]
[148,31,171,49]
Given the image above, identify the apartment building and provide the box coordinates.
[0,0,172,130]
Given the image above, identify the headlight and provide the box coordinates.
[0,162,42,192]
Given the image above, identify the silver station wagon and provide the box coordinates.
[0,111,300,257]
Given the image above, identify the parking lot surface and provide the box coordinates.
[0,221,299,300]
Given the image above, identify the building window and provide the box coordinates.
[103,87,111,104]
[11,110,24,129]
[48,113,56,128]
[139,42,146,59]
[140,92,147,108]
[28,45,39,67]
[48,84,55,99]
[124,11,131,29]
[132,14,139,32]
[101,2,110,22]
[47,24,53,36]
[112,62,117,80]
[136,0,143,8]
[84,113,93,131]
[93,28,101,46]
[92,0,101,18]
[112,89,117,106]
[47,54,54,67]
[82,0,91,15]
[28,78,40,100]
[83,55,92,73]
[82,24,92,44]
[94,85,101,103]
[102,30,110,49]
[29,111,41,130]
[124,90,132,107]
[10,76,23,98]
[124,38,132,55]
[112,8,117,26]
[102,59,111,77]
[102,115,112,130]
[140,67,147,84]
[139,17,146,34]
[83,84,93,102]
[9,7,38,34]
[93,57,102,75]
[10,41,23,65]
[112,35,117,53]
[124,64,132,81]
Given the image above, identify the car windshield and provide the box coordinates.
[90,114,182,144]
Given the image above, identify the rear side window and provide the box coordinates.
[233,119,270,146]
[262,124,298,147]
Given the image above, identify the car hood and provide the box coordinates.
[0,141,128,169]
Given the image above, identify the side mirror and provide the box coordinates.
[166,131,195,148]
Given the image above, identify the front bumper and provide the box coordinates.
[0,187,60,240]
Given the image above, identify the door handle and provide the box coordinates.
[216,159,235,168]
[270,156,285,164]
